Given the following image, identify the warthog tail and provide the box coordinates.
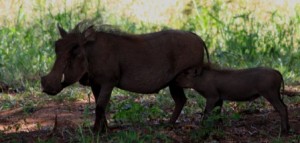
[203,41,210,64]
[278,71,299,97]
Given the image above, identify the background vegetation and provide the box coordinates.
[0,0,300,142]
[0,0,300,88]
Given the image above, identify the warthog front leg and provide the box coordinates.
[203,99,219,119]
[92,84,113,133]
[169,83,187,124]
[202,92,220,121]
[215,99,223,122]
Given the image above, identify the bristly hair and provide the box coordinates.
[203,62,219,70]
[70,19,127,35]
[203,62,233,72]
[204,62,258,74]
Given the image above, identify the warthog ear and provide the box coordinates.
[83,26,96,42]
[57,24,67,38]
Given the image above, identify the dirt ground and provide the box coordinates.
[0,93,299,142]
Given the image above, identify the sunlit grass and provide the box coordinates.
[1,0,300,87]
[1,0,299,86]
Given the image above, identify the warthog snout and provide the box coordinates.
[41,75,63,95]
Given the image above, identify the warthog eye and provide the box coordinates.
[71,45,81,56]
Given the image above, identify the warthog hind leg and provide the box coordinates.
[169,83,187,124]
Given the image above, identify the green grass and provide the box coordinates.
[1,0,299,88]
[50,115,172,143]
[183,1,300,82]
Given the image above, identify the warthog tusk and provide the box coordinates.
[61,74,65,83]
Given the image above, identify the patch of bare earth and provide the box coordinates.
[0,100,95,142]
[221,106,300,142]
[0,88,299,142]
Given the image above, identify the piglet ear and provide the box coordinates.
[57,24,67,38]
[83,25,96,42]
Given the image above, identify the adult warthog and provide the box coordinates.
[41,24,209,132]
